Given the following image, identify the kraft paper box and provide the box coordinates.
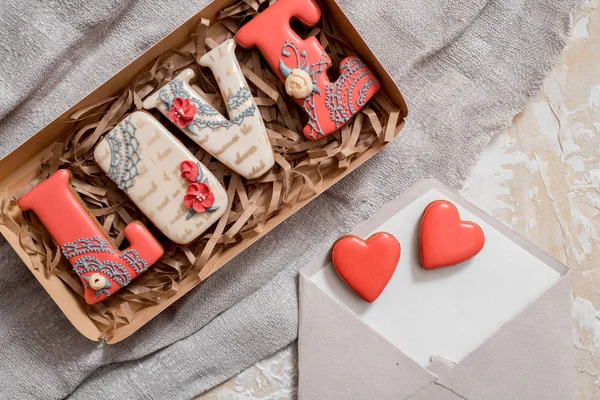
[299,179,574,400]
[0,0,407,343]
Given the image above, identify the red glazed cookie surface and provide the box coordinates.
[331,233,400,303]
[235,0,380,141]
[420,200,485,270]
[17,170,163,304]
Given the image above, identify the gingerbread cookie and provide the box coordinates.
[142,39,274,180]
[17,169,164,304]
[420,200,485,270]
[93,111,228,245]
[331,233,400,303]
[235,0,380,140]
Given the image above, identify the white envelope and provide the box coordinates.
[298,179,573,400]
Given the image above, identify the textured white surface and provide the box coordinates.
[201,1,600,399]
[198,344,298,400]
[461,2,600,398]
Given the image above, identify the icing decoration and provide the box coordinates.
[120,249,149,275]
[105,117,142,192]
[183,183,216,219]
[180,160,199,183]
[168,97,197,128]
[94,112,228,245]
[62,236,114,258]
[143,39,274,179]
[17,169,163,304]
[87,273,108,291]
[74,256,130,299]
[284,68,314,99]
[235,0,380,140]
[420,200,485,270]
[179,160,220,220]
[159,83,254,131]
[331,233,400,303]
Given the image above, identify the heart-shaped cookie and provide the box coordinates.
[420,200,485,270]
[331,233,400,303]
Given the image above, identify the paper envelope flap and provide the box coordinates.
[426,356,456,379]
[298,273,435,400]
[437,274,574,400]
[406,384,465,400]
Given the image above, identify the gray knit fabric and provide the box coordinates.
[0,0,574,398]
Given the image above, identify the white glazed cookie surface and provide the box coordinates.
[93,111,228,245]
[142,39,274,180]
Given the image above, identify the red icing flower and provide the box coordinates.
[184,183,215,213]
[180,160,199,183]
[168,97,196,128]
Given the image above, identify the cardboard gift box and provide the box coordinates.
[0,0,407,343]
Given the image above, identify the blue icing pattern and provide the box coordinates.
[325,58,369,129]
[106,117,141,192]
[357,77,379,107]
[120,249,149,275]
[226,87,253,110]
[81,275,112,299]
[278,41,329,140]
[278,41,376,139]
[158,79,255,132]
[62,236,115,258]
[73,256,131,297]
[64,236,154,298]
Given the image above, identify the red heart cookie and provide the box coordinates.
[420,200,485,270]
[331,233,400,303]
